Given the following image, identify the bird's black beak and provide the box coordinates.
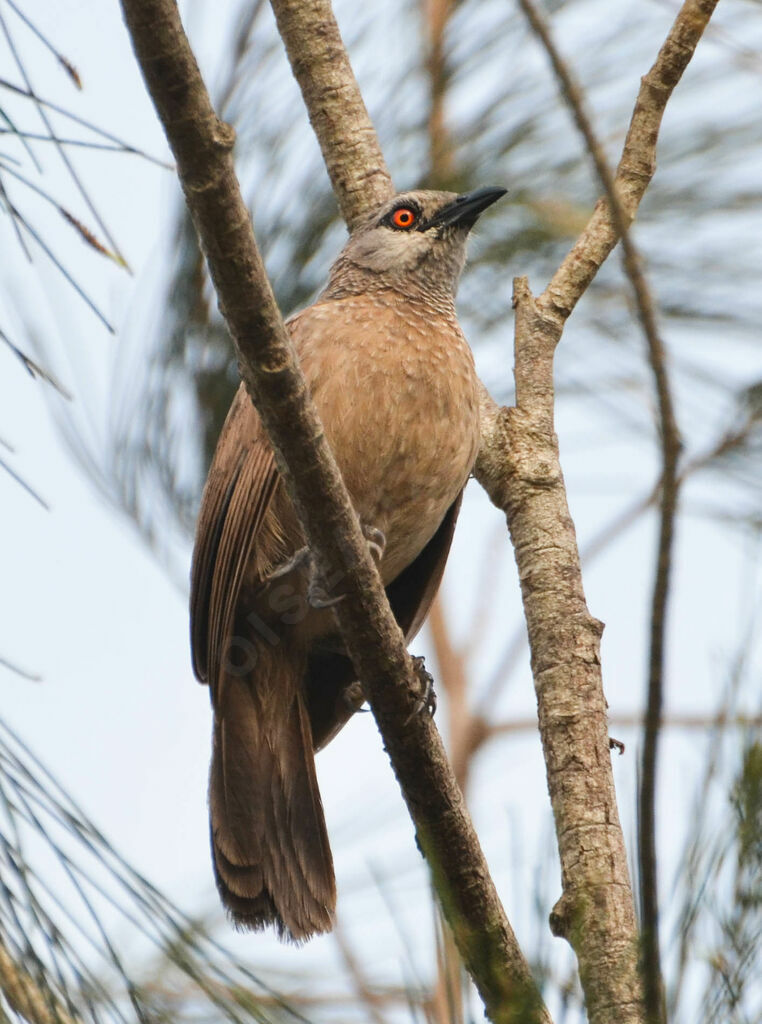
[425,186,507,231]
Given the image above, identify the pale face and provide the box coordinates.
[341,191,469,295]
[326,187,506,299]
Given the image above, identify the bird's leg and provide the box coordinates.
[307,523,385,608]
[405,655,437,723]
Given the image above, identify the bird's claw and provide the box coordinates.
[258,545,310,589]
[405,655,437,724]
[307,576,347,608]
[362,524,386,563]
[342,680,369,714]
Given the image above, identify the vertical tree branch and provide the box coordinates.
[481,287,643,1024]
[516,4,684,1019]
[118,1,548,1020]
[475,2,717,1022]
[267,0,394,229]
[422,0,457,187]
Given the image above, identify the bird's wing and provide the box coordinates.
[385,491,462,643]
[190,384,280,688]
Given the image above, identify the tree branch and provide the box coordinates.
[118,1,547,1021]
[475,3,718,1023]
[514,3,691,1019]
[267,0,394,229]
[484,712,762,742]
[537,0,720,326]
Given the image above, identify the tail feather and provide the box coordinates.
[209,661,335,941]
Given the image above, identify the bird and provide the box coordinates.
[190,186,506,941]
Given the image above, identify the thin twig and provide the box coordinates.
[0,102,41,172]
[4,0,82,89]
[0,9,127,269]
[485,712,762,741]
[428,595,475,792]
[0,130,171,162]
[0,654,42,682]
[0,454,49,509]
[0,78,169,166]
[0,325,70,396]
[0,172,31,259]
[423,0,456,187]
[332,920,390,1024]
[2,198,114,332]
[1,161,120,264]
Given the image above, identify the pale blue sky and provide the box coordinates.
[1,0,760,1018]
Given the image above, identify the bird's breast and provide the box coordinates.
[291,296,480,582]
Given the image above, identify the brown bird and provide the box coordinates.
[190,186,506,941]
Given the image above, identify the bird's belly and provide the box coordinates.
[321,369,479,583]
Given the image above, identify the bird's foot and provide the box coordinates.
[259,545,344,608]
[609,736,625,755]
[261,524,385,607]
[307,572,347,609]
[258,545,310,588]
[307,523,384,607]
[362,524,386,563]
[405,655,437,724]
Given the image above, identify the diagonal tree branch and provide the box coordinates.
[267,0,394,229]
[534,0,720,327]
[117,1,547,1021]
[475,2,718,1023]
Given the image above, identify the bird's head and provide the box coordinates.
[323,187,506,303]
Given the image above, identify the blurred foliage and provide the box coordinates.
[667,731,762,1024]
[0,718,306,1024]
[0,0,165,519]
[708,740,762,1022]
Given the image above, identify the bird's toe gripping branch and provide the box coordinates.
[259,544,311,585]
[405,655,437,723]
[362,524,386,562]
[342,679,370,715]
[343,656,436,726]
[259,523,387,609]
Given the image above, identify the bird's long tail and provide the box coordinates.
[208,648,335,940]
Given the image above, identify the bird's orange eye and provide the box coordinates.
[391,207,417,229]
